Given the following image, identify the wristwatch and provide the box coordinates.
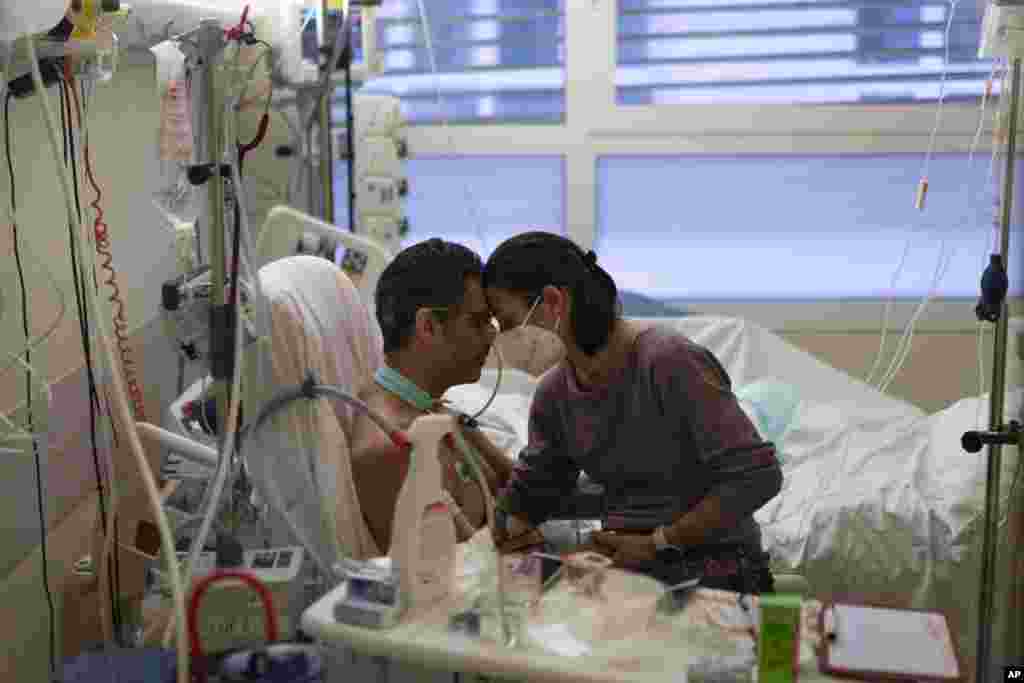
[653,526,685,563]
[495,507,509,538]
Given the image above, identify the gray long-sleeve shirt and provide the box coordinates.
[497,325,783,552]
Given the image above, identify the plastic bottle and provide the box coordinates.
[159,80,193,163]
[390,414,457,613]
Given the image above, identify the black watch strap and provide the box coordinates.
[655,545,686,563]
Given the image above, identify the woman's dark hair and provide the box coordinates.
[483,231,621,356]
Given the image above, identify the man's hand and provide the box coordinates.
[591,530,658,569]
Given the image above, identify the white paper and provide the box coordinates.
[527,623,592,658]
[826,605,959,679]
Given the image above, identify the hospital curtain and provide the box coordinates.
[616,0,993,105]
[351,0,566,123]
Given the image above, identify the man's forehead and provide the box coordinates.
[461,276,490,315]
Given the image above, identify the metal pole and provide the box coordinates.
[320,0,336,223]
[320,88,334,222]
[197,21,229,433]
[975,55,1019,683]
[306,97,317,216]
[345,56,356,234]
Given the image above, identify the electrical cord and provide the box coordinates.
[4,89,56,681]
[61,71,123,643]
[70,76,148,424]
[60,75,115,630]
[83,73,129,644]
[25,35,190,683]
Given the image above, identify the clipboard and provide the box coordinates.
[817,602,963,683]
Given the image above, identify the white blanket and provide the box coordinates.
[443,316,1021,671]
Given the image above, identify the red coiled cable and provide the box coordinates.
[67,77,147,422]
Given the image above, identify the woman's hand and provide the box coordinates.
[591,530,658,569]
[492,512,541,553]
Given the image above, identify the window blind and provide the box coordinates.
[616,0,994,105]
[333,156,566,254]
[595,154,1017,299]
[355,0,565,123]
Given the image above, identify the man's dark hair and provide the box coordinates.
[375,238,485,353]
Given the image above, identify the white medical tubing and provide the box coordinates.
[414,0,491,252]
[450,427,509,645]
[864,242,912,386]
[868,16,984,389]
[778,68,1007,532]
[0,354,51,444]
[0,52,68,382]
[876,63,1001,394]
[468,337,504,423]
[0,212,68,381]
[920,0,960,185]
[24,36,189,683]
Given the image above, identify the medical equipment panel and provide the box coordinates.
[351,93,408,256]
[154,547,308,656]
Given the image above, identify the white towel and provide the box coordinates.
[251,255,384,566]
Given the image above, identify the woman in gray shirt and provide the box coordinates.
[483,231,783,593]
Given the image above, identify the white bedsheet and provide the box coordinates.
[442,315,1021,672]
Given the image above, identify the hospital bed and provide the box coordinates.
[445,314,1022,681]
[156,247,1017,679]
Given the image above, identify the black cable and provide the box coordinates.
[6,91,57,680]
[60,76,123,639]
[59,74,68,165]
[77,76,123,634]
[344,51,355,233]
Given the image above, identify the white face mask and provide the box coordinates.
[519,294,560,336]
[494,295,565,373]
[520,295,542,330]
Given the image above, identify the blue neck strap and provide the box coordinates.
[374,366,438,412]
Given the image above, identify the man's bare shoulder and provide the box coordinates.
[350,385,411,466]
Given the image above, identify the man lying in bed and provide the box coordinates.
[348,239,517,552]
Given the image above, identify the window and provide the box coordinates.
[616,0,993,106]
[334,156,565,256]
[596,154,1021,299]
[351,0,565,123]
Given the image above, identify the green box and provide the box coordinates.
[758,594,801,683]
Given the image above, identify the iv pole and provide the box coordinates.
[187,19,231,436]
[962,54,1024,683]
